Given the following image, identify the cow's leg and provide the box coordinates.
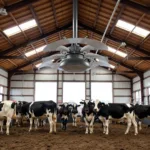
[29,118,33,132]
[48,113,53,133]
[53,113,57,133]
[132,117,138,135]
[84,117,89,134]
[138,121,142,130]
[89,116,95,134]
[74,115,77,127]
[6,117,12,135]
[105,119,109,135]
[125,117,132,135]
[72,114,74,126]
[99,116,106,134]
[0,121,3,133]
[34,119,38,130]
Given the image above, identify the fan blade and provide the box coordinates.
[80,45,95,52]
[43,38,108,52]
[56,46,69,52]
[42,54,64,62]
[85,53,108,61]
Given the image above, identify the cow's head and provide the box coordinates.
[80,99,94,114]
[93,99,105,112]
[59,103,72,115]
[70,103,80,114]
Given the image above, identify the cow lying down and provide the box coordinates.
[94,100,138,135]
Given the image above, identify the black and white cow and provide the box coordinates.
[94,99,138,135]
[58,103,72,130]
[20,100,57,133]
[0,100,17,135]
[133,104,150,130]
[80,100,95,134]
[70,103,80,126]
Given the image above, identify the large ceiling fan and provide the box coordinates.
[38,0,111,73]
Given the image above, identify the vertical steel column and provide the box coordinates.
[73,0,78,38]
[139,73,144,104]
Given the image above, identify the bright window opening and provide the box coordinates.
[91,82,113,103]
[35,82,57,102]
[108,46,127,58]
[35,63,42,68]
[3,19,37,37]
[3,26,21,36]
[0,86,3,101]
[63,82,85,104]
[133,26,150,38]
[116,20,135,32]
[19,19,37,31]
[135,91,141,104]
[116,20,150,38]
[25,45,46,57]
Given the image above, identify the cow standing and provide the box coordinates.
[134,104,150,130]
[94,99,138,135]
[80,100,95,134]
[70,103,80,126]
[20,100,57,133]
[0,100,17,135]
[58,103,72,130]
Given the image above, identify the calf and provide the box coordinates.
[58,103,72,130]
[0,100,17,135]
[94,99,138,135]
[134,104,150,130]
[70,103,80,126]
[80,100,95,134]
[20,100,57,133]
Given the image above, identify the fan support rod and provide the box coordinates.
[73,0,78,38]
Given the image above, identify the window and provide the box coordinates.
[108,46,127,58]
[91,82,113,103]
[116,19,150,38]
[0,86,3,101]
[63,82,85,104]
[3,19,37,37]
[135,91,141,104]
[25,45,46,57]
[35,82,57,102]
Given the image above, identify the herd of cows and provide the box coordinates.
[0,99,150,135]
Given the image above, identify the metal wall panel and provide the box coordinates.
[37,68,57,73]
[133,76,140,83]
[10,89,34,95]
[114,97,130,103]
[11,74,34,80]
[63,74,84,81]
[133,82,141,91]
[0,68,8,77]
[0,76,7,86]
[144,77,150,88]
[113,75,130,81]
[10,96,34,102]
[35,74,57,80]
[144,70,150,78]
[114,89,131,96]
[11,81,34,88]
[91,75,112,81]
[3,87,7,95]
[114,82,131,88]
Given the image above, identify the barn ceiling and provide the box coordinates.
[0,0,150,78]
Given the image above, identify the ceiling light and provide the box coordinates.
[110,64,115,69]
[3,26,21,36]
[36,63,42,68]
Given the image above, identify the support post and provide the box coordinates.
[7,72,13,100]
[139,73,144,104]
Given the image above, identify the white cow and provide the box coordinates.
[0,100,16,135]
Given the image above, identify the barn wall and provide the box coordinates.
[132,70,150,104]
[10,67,131,103]
[0,68,8,100]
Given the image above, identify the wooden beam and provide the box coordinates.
[0,55,25,59]
[0,23,72,56]
[9,51,58,73]
[4,0,37,12]
[79,23,150,56]
[127,56,150,60]
[116,0,150,14]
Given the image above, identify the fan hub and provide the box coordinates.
[59,54,90,72]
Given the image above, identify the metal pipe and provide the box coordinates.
[73,0,78,38]
[100,0,120,43]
